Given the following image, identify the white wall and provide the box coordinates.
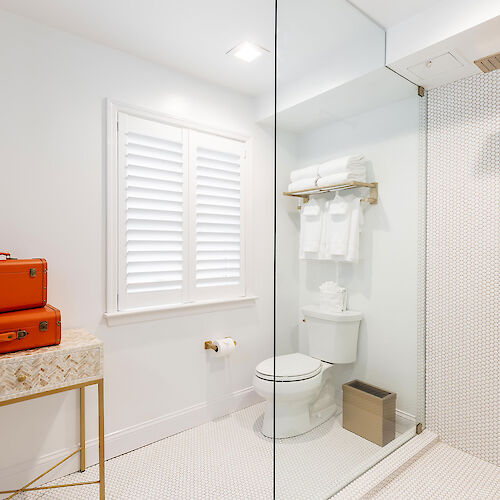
[0,10,274,488]
[277,97,419,415]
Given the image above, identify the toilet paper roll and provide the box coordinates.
[213,338,236,357]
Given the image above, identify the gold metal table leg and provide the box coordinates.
[0,379,104,498]
[98,379,105,499]
[3,449,80,499]
[80,386,86,472]
[0,480,99,494]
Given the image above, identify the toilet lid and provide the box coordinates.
[255,353,322,382]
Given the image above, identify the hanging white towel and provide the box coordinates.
[319,194,364,262]
[290,164,320,183]
[317,171,366,187]
[322,194,352,258]
[318,155,365,177]
[288,177,318,192]
[299,194,364,261]
[344,198,364,263]
[299,198,324,259]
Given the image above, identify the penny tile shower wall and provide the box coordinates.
[426,70,500,465]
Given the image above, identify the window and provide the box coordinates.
[106,103,250,320]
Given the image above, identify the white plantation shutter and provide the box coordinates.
[112,109,248,312]
[189,131,246,300]
[117,113,187,310]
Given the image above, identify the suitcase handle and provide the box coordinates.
[0,330,28,342]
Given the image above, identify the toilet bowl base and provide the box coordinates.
[260,401,339,439]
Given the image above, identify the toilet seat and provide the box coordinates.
[255,353,322,382]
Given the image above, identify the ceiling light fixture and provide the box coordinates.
[227,42,269,63]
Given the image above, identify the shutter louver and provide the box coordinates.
[115,112,247,311]
[192,133,245,297]
[118,113,185,309]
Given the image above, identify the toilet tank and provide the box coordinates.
[302,305,362,364]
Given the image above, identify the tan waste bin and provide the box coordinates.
[342,380,396,446]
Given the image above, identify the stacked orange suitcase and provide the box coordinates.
[0,252,61,354]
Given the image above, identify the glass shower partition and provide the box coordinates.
[273,1,426,497]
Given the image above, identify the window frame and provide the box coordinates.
[105,100,256,325]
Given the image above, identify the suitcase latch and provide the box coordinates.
[29,268,37,277]
[39,321,48,332]
[17,330,28,339]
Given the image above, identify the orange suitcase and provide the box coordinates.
[0,305,61,354]
[0,252,47,312]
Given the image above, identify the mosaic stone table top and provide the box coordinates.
[0,329,103,402]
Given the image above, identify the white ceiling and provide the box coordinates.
[0,0,427,132]
[348,0,438,28]
[0,0,275,96]
[0,0,388,98]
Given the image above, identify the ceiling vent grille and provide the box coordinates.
[474,51,500,73]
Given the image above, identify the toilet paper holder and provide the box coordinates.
[204,338,237,352]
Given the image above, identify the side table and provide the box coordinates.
[0,329,104,498]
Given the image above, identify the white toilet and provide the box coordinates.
[253,306,362,438]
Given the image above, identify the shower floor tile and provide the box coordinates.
[16,402,413,500]
[368,441,500,499]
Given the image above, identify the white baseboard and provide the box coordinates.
[0,387,262,495]
[395,408,417,434]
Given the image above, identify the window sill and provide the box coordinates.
[104,296,258,327]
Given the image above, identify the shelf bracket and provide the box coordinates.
[364,182,378,205]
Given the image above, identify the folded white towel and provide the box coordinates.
[290,164,319,183]
[318,155,365,177]
[322,164,366,176]
[317,171,366,187]
[288,177,318,192]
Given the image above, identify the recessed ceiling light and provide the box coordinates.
[227,42,269,63]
